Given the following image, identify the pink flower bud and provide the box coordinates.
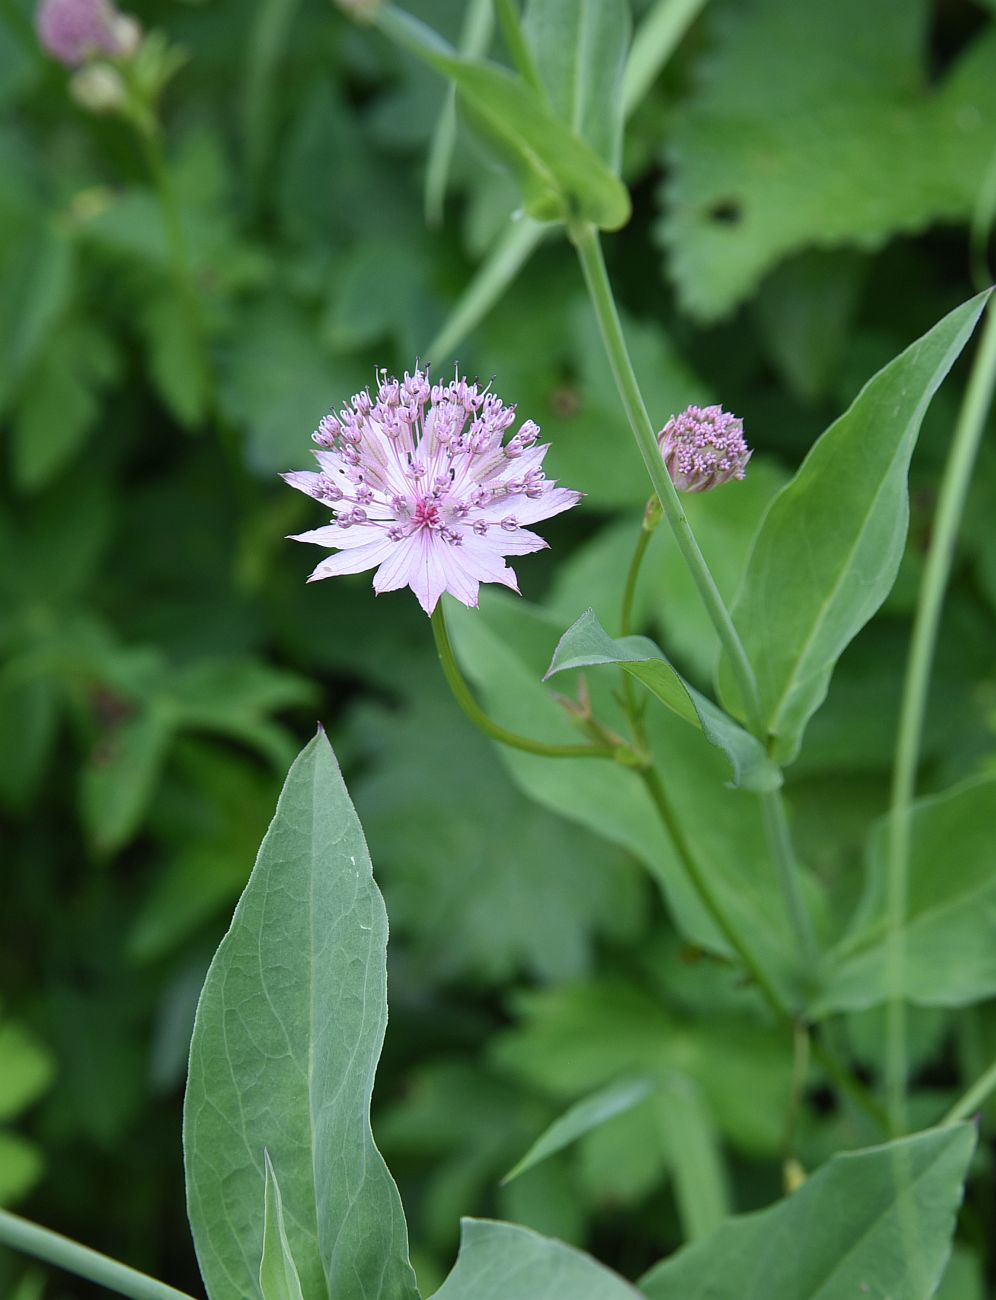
[657,404,751,493]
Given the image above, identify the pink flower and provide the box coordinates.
[35,0,126,66]
[657,404,750,493]
[283,367,581,615]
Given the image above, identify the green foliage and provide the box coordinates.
[660,0,996,319]
[433,1219,641,1300]
[184,733,418,1300]
[640,1125,976,1300]
[522,0,630,172]
[545,608,781,791]
[379,7,631,229]
[3,0,996,1294]
[0,1016,54,1207]
[816,777,996,1014]
[502,1077,657,1185]
[719,291,989,761]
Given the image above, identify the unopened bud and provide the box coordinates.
[657,404,751,493]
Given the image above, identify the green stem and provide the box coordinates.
[884,297,996,1134]
[639,766,789,1021]
[0,1210,197,1300]
[622,0,709,118]
[571,223,763,732]
[571,221,816,968]
[759,789,818,966]
[943,1054,996,1125]
[619,523,653,638]
[431,602,616,759]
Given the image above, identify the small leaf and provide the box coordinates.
[0,1022,55,1121]
[719,290,990,762]
[546,609,781,792]
[183,731,419,1300]
[813,776,996,1015]
[378,7,630,231]
[503,1076,657,1184]
[0,1132,44,1208]
[259,1152,305,1300]
[523,0,630,172]
[433,1218,642,1300]
[640,1125,976,1300]
[80,707,175,857]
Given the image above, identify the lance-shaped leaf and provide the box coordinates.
[503,1075,657,1184]
[377,7,630,231]
[432,1219,643,1300]
[545,609,781,792]
[640,1125,976,1300]
[183,731,419,1300]
[813,776,996,1016]
[718,290,990,762]
[523,0,630,172]
[259,1153,305,1300]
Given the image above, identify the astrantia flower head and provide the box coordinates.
[35,0,127,65]
[283,366,581,615]
[657,404,750,493]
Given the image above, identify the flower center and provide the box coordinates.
[412,497,442,530]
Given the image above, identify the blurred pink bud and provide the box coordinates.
[36,0,133,66]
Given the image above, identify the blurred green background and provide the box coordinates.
[3,0,996,1295]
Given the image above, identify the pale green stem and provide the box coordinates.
[0,1210,197,1300]
[622,0,709,117]
[884,298,996,1134]
[943,1054,996,1125]
[570,220,817,967]
[619,522,653,638]
[639,766,789,1021]
[431,603,616,760]
[424,218,546,364]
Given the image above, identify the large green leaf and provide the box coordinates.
[719,291,989,762]
[523,0,630,172]
[545,609,781,792]
[659,0,996,318]
[431,1219,642,1300]
[640,1125,975,1300]
[378,7,630,230]
[813,777,996,1015]
[183,732,419,1300]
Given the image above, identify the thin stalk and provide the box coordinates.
[571,222,763,731]
[431,602,616,760]
[640,765,789,1021]
[571,220,816,967]
[0,1210,197,1300]
[884,298,996,1134]
[943,1054,996,1125]
[619,523,653,638]
[622,0,709,118]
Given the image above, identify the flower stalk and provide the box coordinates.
[431,603,617,760]
[570,220,818,968]
[884,296,996,1133]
